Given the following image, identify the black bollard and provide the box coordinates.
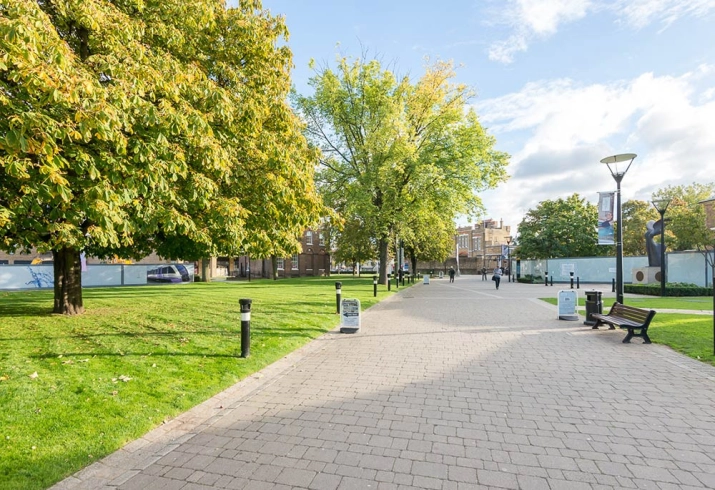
[545,276,548,286]
[550,275,553,286]
[373,275,377,297]
[335,282,342,314]
[395,273,399,290]
[570,278,574,289]
[388,274,391,291]
[577,277,580,289]
[239,299,252,358]
[612,278,616,292]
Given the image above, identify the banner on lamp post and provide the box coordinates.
[598,192,615,245]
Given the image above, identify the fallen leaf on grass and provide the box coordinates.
[29,372,38,379]
[118,375,132,382]
[62,360,74,365]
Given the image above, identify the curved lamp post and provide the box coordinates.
[651,198,671,297]
[601,153,637,305]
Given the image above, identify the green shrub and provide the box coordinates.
[518,274,542,284]
[625,283,713,297]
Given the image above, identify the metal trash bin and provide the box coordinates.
[584,290,602,326]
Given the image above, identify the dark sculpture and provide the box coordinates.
[645,219,664,267]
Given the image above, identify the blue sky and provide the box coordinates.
[234,0,715,232]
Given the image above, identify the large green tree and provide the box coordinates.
[516,194,607,259]
[652,183,715,251]
[0,0,322,314]
[622,200,660,256]
[294,56,508,283]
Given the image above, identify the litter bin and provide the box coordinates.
[584,290,602,326]
[423,274,430,285]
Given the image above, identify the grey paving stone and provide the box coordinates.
[50,280,715,490]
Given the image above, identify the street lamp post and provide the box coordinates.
[600,153,637,305]
[651,199,671,297]
[506,236,512,282]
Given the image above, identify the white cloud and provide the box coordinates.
[487,0,593,63]
[474,65,715,230]
[614,0,715,29]
[487,0,715,64]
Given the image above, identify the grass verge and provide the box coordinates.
[539,297,715,366]
[0,276,402,489]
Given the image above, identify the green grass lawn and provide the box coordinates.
[0,276,403,489]
[541,296,714,310]
[540,296,715,366]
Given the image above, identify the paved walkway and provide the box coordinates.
[54,277,715,490]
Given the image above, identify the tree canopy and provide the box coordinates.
[621,200,660,256]
[0,0,322,313]
[516,194,607,259]
[293,56,509,282]
[652,183,715,251]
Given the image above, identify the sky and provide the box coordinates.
[233,0,715,234]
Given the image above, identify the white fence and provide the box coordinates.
[518,250,714,287]
[0,264,195,290]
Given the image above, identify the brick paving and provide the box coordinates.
[53,277,715,490]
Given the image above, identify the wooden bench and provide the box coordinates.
[591,302,656,344]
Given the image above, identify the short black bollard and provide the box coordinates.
[550,275,553,286]
[577,277,580,289]
[335,282,342,314]
[395,273,399,290]
[387,275,391,291]
[570,278,574,289]
[373,275,377,297]
[545,276,548,286]
[612,278,616,292]
[239,298,252,358]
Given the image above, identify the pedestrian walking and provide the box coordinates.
[481,267,487,280]
[448,266,455,283]
[492,266,502,290]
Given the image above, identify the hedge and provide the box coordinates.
[625,282,714,297]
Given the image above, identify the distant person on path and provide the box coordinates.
[448,266,455,283]
[481,267,487,280]
[492,266,502,290]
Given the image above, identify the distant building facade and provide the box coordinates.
[417,219,513,274]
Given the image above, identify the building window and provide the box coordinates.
[277,258,284,270]
[306,231,313,245]
[474,237,482,251]
[291,254,299,270]
[318,233,325,246]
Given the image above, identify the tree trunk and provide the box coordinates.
[409,250,417,276]
[378,238,388,284]
[271,255,278,280]
[201,258,210,282]
[53,247,84,315]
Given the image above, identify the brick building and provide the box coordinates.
[418,219,513,275]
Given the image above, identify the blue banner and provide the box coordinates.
[598,192,615,245]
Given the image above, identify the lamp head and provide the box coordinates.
[600,153,637,179]
[651,198,671,215]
